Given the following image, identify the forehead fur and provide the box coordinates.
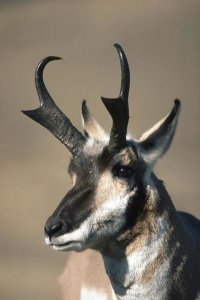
[83,137,109,156]
[68,138,106,174]
[68,138,139,181]
[111,147,138,167]
[83,137,138,162]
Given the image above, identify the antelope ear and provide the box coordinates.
[81,100,108,141]
[138,100,181,166]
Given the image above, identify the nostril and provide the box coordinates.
[45,219,67,239]
[51,222,63,235]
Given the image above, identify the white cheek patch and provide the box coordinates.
[52,188,137,248]
[52,166,137,249]
[94,189,136,225]
[71,173,77,187]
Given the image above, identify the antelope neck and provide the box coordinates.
[101,182,181,299]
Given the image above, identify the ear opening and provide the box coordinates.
[81,100,108,141]
[138,99,181,166]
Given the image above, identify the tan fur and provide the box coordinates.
[121,215,153,257]
[117,186,160,256]
[112,148,138,168]
[94,148,137,206]
[58,250,113,300]
[95,170,128,206]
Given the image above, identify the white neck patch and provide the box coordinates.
[80,286,117,300]
[103,215,171,295]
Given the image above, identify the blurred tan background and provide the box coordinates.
[0,1,199,299]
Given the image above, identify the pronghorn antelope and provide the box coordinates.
[23,44,200,300]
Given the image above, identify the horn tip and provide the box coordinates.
[21,108,41,122]
[101,96,110,105]
[113,43,122,50]
[49,56,62,60]
[21,109,30,116]
[174,99,181,107]
[168,99,181,121]
[101,97,120,110]
[113,43,125,55]
[44,56,62,61]
[21,109,34,117]
[174,99,181,112]
[36,56,62,70]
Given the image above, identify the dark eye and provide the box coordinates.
[112,164,134,179]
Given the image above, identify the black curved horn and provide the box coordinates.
[101,44,130,152]
[22,56,85,155]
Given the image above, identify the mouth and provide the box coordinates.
[45,236,83,251]
[52,241,82,251]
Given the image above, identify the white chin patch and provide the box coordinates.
[45,236,51,246]
[52,241,83,252]
[45,234,84,252]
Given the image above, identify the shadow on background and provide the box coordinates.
[0,1,199,299]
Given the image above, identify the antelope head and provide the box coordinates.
[23,44,181,252]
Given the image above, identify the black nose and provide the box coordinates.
[44,218,67,240]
